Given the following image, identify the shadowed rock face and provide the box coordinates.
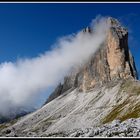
[45,17,138,104]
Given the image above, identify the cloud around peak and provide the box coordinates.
[0,16,110,116]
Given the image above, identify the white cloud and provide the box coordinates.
[0,16,110,116]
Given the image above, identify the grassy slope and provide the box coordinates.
[102,79,140,124]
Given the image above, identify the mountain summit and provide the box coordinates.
[45,17,138,104]
[0,17,140,137]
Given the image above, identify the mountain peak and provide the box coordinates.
[45,17,138,104]
[107,17,128,39]
[107,17,121,26]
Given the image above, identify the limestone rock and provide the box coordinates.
[45,17,138,104]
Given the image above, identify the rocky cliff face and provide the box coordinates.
[45,17,138,104]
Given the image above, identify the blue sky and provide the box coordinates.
[0,3,140,107]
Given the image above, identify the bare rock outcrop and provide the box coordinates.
[45,17,138,104]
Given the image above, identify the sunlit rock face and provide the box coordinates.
[106,17,137,80]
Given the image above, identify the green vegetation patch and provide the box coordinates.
[32,116,56,133]
[0,124,8,131]
[102,98,140,124]
[0,118,18,132]
[119,104,140,122]
[102,99,129,124]
[120,79,140,95]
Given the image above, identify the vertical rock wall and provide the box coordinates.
[45,17,138,104]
